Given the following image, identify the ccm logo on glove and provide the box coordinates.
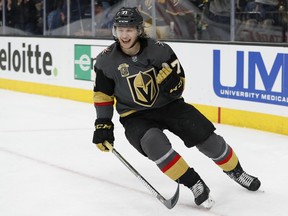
[93,119,114,152]
[96,124,113,129]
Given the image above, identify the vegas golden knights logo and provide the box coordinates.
[127,68,159,107]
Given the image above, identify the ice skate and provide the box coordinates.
[190,179,215,208]
[225,162,261,191]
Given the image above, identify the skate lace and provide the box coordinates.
[236,172,254,187]
[190,180,204,198]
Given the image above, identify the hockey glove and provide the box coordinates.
[156,63,183,97]
[93,118,114,152]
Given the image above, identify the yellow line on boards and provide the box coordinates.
[0,78,92,103]
[1,78,287,135]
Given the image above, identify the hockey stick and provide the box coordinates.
[104,141,180,209]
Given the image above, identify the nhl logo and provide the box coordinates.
[132,56,138,62]
[118,63,130,77]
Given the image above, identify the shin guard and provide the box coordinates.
[140,128,189,180]
[196,133,239,172]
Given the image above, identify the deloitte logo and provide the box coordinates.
[0,42,56,76]
[74,45,93,81]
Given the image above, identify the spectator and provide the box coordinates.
[46,0,66,34]
[137,0,171,39]
[34,0,43,34]
[94,1,113,31]
[99,0,113,10]
[244,0,279,21]
[0,0,12,27]
[0,0,3,26]
[70,0,90,23]
[9,0,38,35]
[204,0,231,24]
[165,0,203,39]
[200,0,232,41]
[236,0,285,42]
[76,0,113,37]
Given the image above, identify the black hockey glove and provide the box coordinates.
[93,118,114,152]
[156,63,183,97]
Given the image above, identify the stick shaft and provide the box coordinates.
[103,141,179,209]
[112,148,165,200]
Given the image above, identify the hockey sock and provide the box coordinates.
[177,167,201,188]
[196,133,239,172]
[156,151,189,181]
[213,146,239,172]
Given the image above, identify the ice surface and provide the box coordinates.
[0,89,287,216]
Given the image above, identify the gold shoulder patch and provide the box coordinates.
[118,63,130,77]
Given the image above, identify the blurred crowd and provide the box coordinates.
[0,0,288,42]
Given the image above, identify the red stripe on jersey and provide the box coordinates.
[161,154,181,173]
[94,101,114,106]
[216,147,233,165]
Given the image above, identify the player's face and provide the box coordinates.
[116,26,139,50]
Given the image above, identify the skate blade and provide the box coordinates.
[201,195,215,209]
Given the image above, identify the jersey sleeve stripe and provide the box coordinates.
[94,101,114,106]
[93,91,114,104]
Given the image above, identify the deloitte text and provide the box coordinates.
[0,42,53,75]
[213,50,288,106]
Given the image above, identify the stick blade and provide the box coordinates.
[158,181,180,209]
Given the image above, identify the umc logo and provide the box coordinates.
[213,50,288,106]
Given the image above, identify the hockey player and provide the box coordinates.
[92,7,261,207]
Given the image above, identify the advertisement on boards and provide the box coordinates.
[168,42,288,117]
[1,37,287,118]
[0,37,111,90]
[74,44,108,82]
[213,49,288,107]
